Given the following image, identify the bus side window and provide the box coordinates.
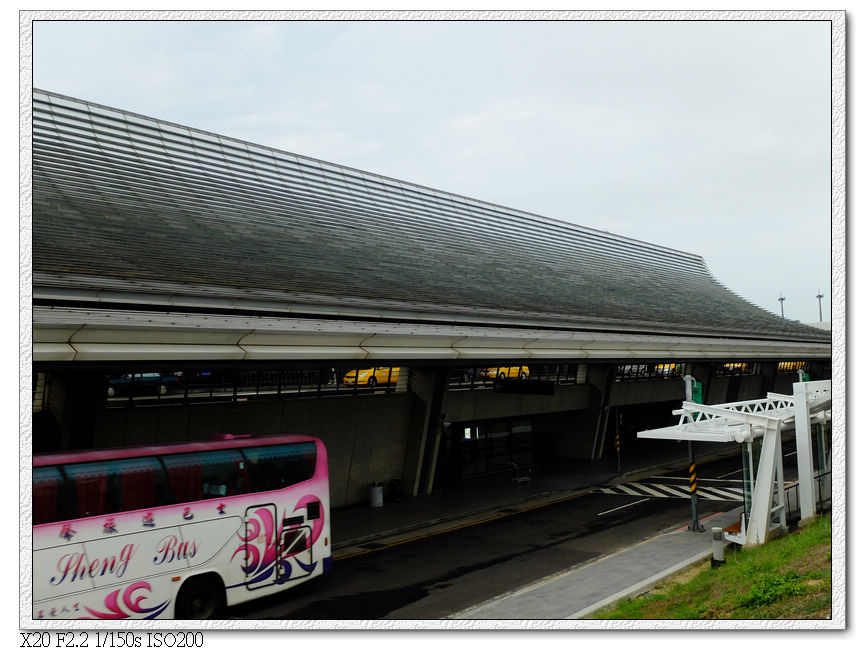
[162,450,246,503]
[67,467,108,518]
[200,450,246,498]
[243,443,317,492]
[33,466,62,525]
[114,457,164,512]
[163,455,204,503]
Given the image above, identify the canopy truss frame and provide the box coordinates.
[637,379,831,546]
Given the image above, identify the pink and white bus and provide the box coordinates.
[32,434,331,620]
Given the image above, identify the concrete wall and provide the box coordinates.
[706,373,770,405]
[609,378,689,407]
[442,383,592,422]
[612,370,791,409]
[90,393,414,509]
[552,410,596,458]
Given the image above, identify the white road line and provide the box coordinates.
[597,497,650,516]
[718,469,743,478]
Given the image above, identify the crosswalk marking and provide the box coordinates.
[597,481,743,501]
[624,483,669,498]
[697,485,744,501]
[651,483,689,498]
[613,484,646,496]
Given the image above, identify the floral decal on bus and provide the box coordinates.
[79,581,170,619]
[231,496,323,585]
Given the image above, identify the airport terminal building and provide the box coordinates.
[30,89,831,507]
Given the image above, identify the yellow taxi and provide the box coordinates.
[654,363,684,377]
[478,366,530,380]
[342,367,401,387]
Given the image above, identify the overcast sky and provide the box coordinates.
[30,17,834,324]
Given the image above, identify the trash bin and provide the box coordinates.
[370,481,384,508]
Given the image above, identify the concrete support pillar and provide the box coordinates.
[402,368,448,496]
[589,365,614,460]
[41,370,106,451]
[758,360,778,397]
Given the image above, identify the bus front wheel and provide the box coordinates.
[175,575,225,619]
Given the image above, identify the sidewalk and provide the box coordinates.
[448,507,742,620]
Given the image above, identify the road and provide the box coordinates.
[227,444,802,620]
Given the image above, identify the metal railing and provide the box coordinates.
[615,362,692,382]
[446,364,586,390]
[713,362,758,377]
[103,366,406,408]
[783,470,832,519]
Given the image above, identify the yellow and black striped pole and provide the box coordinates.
[688,442,704,532]
[689,461,697,495]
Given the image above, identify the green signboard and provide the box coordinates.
[692,380,703,404]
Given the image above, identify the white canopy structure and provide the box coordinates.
[638,379,831,546]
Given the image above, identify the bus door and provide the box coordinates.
[243,504,279,589]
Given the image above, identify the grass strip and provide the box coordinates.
[586,514,832,620]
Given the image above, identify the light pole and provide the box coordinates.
[778,293,786,318]
[816,289,824,323]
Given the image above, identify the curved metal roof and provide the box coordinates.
[31,89,829,344]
